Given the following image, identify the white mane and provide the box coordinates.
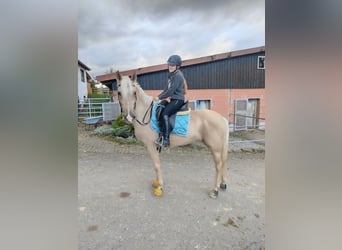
[134,82,153,105]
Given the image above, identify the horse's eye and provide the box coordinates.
[118,91,121,97]
[133,92,136,97]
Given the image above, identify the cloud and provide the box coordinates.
[78,0,265,76]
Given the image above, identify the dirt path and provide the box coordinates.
[78,127,265,249]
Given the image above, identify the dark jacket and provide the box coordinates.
[158,70,185,100]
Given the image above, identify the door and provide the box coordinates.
[234,99,248,130]
[247,98,260,129]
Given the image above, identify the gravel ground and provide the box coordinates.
[78,126,265,250]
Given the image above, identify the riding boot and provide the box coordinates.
[162,115,170,147]
[155,120,164,145]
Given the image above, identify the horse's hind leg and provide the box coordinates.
[220,162,228,190]
[147,144,163,196]
[208,150,223,198]
[220,149,228,190]
[219,122,229,190]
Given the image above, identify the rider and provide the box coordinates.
[155,54,187,147]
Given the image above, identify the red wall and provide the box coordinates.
[145,88,265,126]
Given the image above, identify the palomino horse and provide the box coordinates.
[116,71,229,198]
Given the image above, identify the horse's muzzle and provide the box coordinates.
[123,112,135,123]
[126,114,133,123]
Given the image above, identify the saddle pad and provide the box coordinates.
[151,102,190,137]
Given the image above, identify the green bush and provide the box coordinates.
[91,125,114,136]
[112,125,134,138]
[112,114,134,138]
[113,114,127,128]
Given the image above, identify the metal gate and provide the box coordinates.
[234,99,248,130]
[78,98,110,118]
[102,102,120,121]
[234,98,260,130]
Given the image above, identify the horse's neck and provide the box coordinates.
[135,86,153,121]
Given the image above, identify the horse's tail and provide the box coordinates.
[221,117,229,171]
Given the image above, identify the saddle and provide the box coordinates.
[155,100,189,133]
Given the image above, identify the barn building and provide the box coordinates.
[96,46,265,130]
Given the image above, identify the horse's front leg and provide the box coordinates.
[146,144,163,196]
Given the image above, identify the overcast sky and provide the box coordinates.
[78,0,264,77]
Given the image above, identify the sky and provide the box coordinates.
[78,0,264,77]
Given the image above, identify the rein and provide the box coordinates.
[132,100,154,126]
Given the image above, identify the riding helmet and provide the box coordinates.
[167,55,182,67]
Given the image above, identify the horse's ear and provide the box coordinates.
[116,71,122,81]
[132,72,137,82]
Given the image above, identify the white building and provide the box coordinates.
[78,60,91,102]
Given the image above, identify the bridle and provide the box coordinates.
[118,89,154,126]
[132,100,154,126]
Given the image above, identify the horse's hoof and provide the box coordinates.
[152,180,159,188]
[209,190,218,199]
[154,187,163,196]
[220,183,227,190]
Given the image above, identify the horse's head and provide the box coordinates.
[116,71,138,123]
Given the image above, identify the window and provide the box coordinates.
[257,56,265,69]
[188,99,211,110]
[80,69,85,82]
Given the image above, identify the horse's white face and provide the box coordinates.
[117,73,137,122]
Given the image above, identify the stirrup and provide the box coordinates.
[154,136,163,146]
